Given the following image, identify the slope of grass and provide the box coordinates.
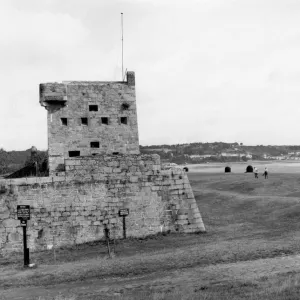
[2,172,300,299]
[31,273,300,300]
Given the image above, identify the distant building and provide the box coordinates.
[190,154,214,160]
[221,152,240,157]
[245,153,252,159]
[268,156,286,160]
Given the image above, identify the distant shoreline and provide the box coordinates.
[187,160,300,174]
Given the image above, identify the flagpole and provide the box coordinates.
[121,12,124,81]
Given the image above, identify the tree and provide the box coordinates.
[0,148,9,175]
[24,151,48,175]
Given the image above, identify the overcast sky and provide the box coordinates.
[1,0,300,150]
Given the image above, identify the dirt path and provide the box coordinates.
[2,253,300,299]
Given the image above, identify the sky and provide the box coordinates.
[1,0,300,150]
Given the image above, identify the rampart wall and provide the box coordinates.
[0,154,205,255]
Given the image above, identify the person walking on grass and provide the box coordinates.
[263,167,268,179]
[254,167,258,178]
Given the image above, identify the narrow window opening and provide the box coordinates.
[121,103,130,110]
[38,229,44,239]
[61,118,68,126]
[101,117,109,125]
[69,151,80,157]
[90,141,100,148]
[120,117,128,125]
[89,105,98,112]
[81,118,88,125]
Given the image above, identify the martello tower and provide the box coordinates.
[40,72,139,174]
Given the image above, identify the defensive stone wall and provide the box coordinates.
[0,154,205,255]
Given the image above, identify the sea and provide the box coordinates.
[187,161,300,174]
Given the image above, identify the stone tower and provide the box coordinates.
[40,72,139,174]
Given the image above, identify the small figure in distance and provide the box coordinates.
[263,167,268,179]
[254,167,258,178]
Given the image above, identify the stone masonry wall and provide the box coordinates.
[40,72,139,174]
[0,154,205,255]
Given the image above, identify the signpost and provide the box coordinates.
[119,208,129,239]
[17,205,30,267]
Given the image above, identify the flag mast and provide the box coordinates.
[121,12,124,81]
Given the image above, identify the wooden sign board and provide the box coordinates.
[119,208,129,217]
[17,205,31,221]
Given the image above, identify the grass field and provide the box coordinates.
[2,167,300,299]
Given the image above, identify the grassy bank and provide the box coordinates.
[2,172,300,299]
[33,272,300,300]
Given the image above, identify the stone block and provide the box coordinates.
[62,209,71,217]
[177,215,188,220]
[0,211,10,219]
[3,219,19,228]
[176,219,188,225]
[151,186,160,191]
[191,208,199,214]
[175,180,184,185]
[8,232,22,242]
[191,218,203,224]
[190,203,198,209]
[186,192,194,198]
[187,196,196,202]
[130,176,138,183]
[193,212,202,219]
[177,209,189,215]
[80,220,91,226]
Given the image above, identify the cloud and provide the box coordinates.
[1,0,300,149]
[0,1,89,150]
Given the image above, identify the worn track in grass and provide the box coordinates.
[2,253,300,299]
